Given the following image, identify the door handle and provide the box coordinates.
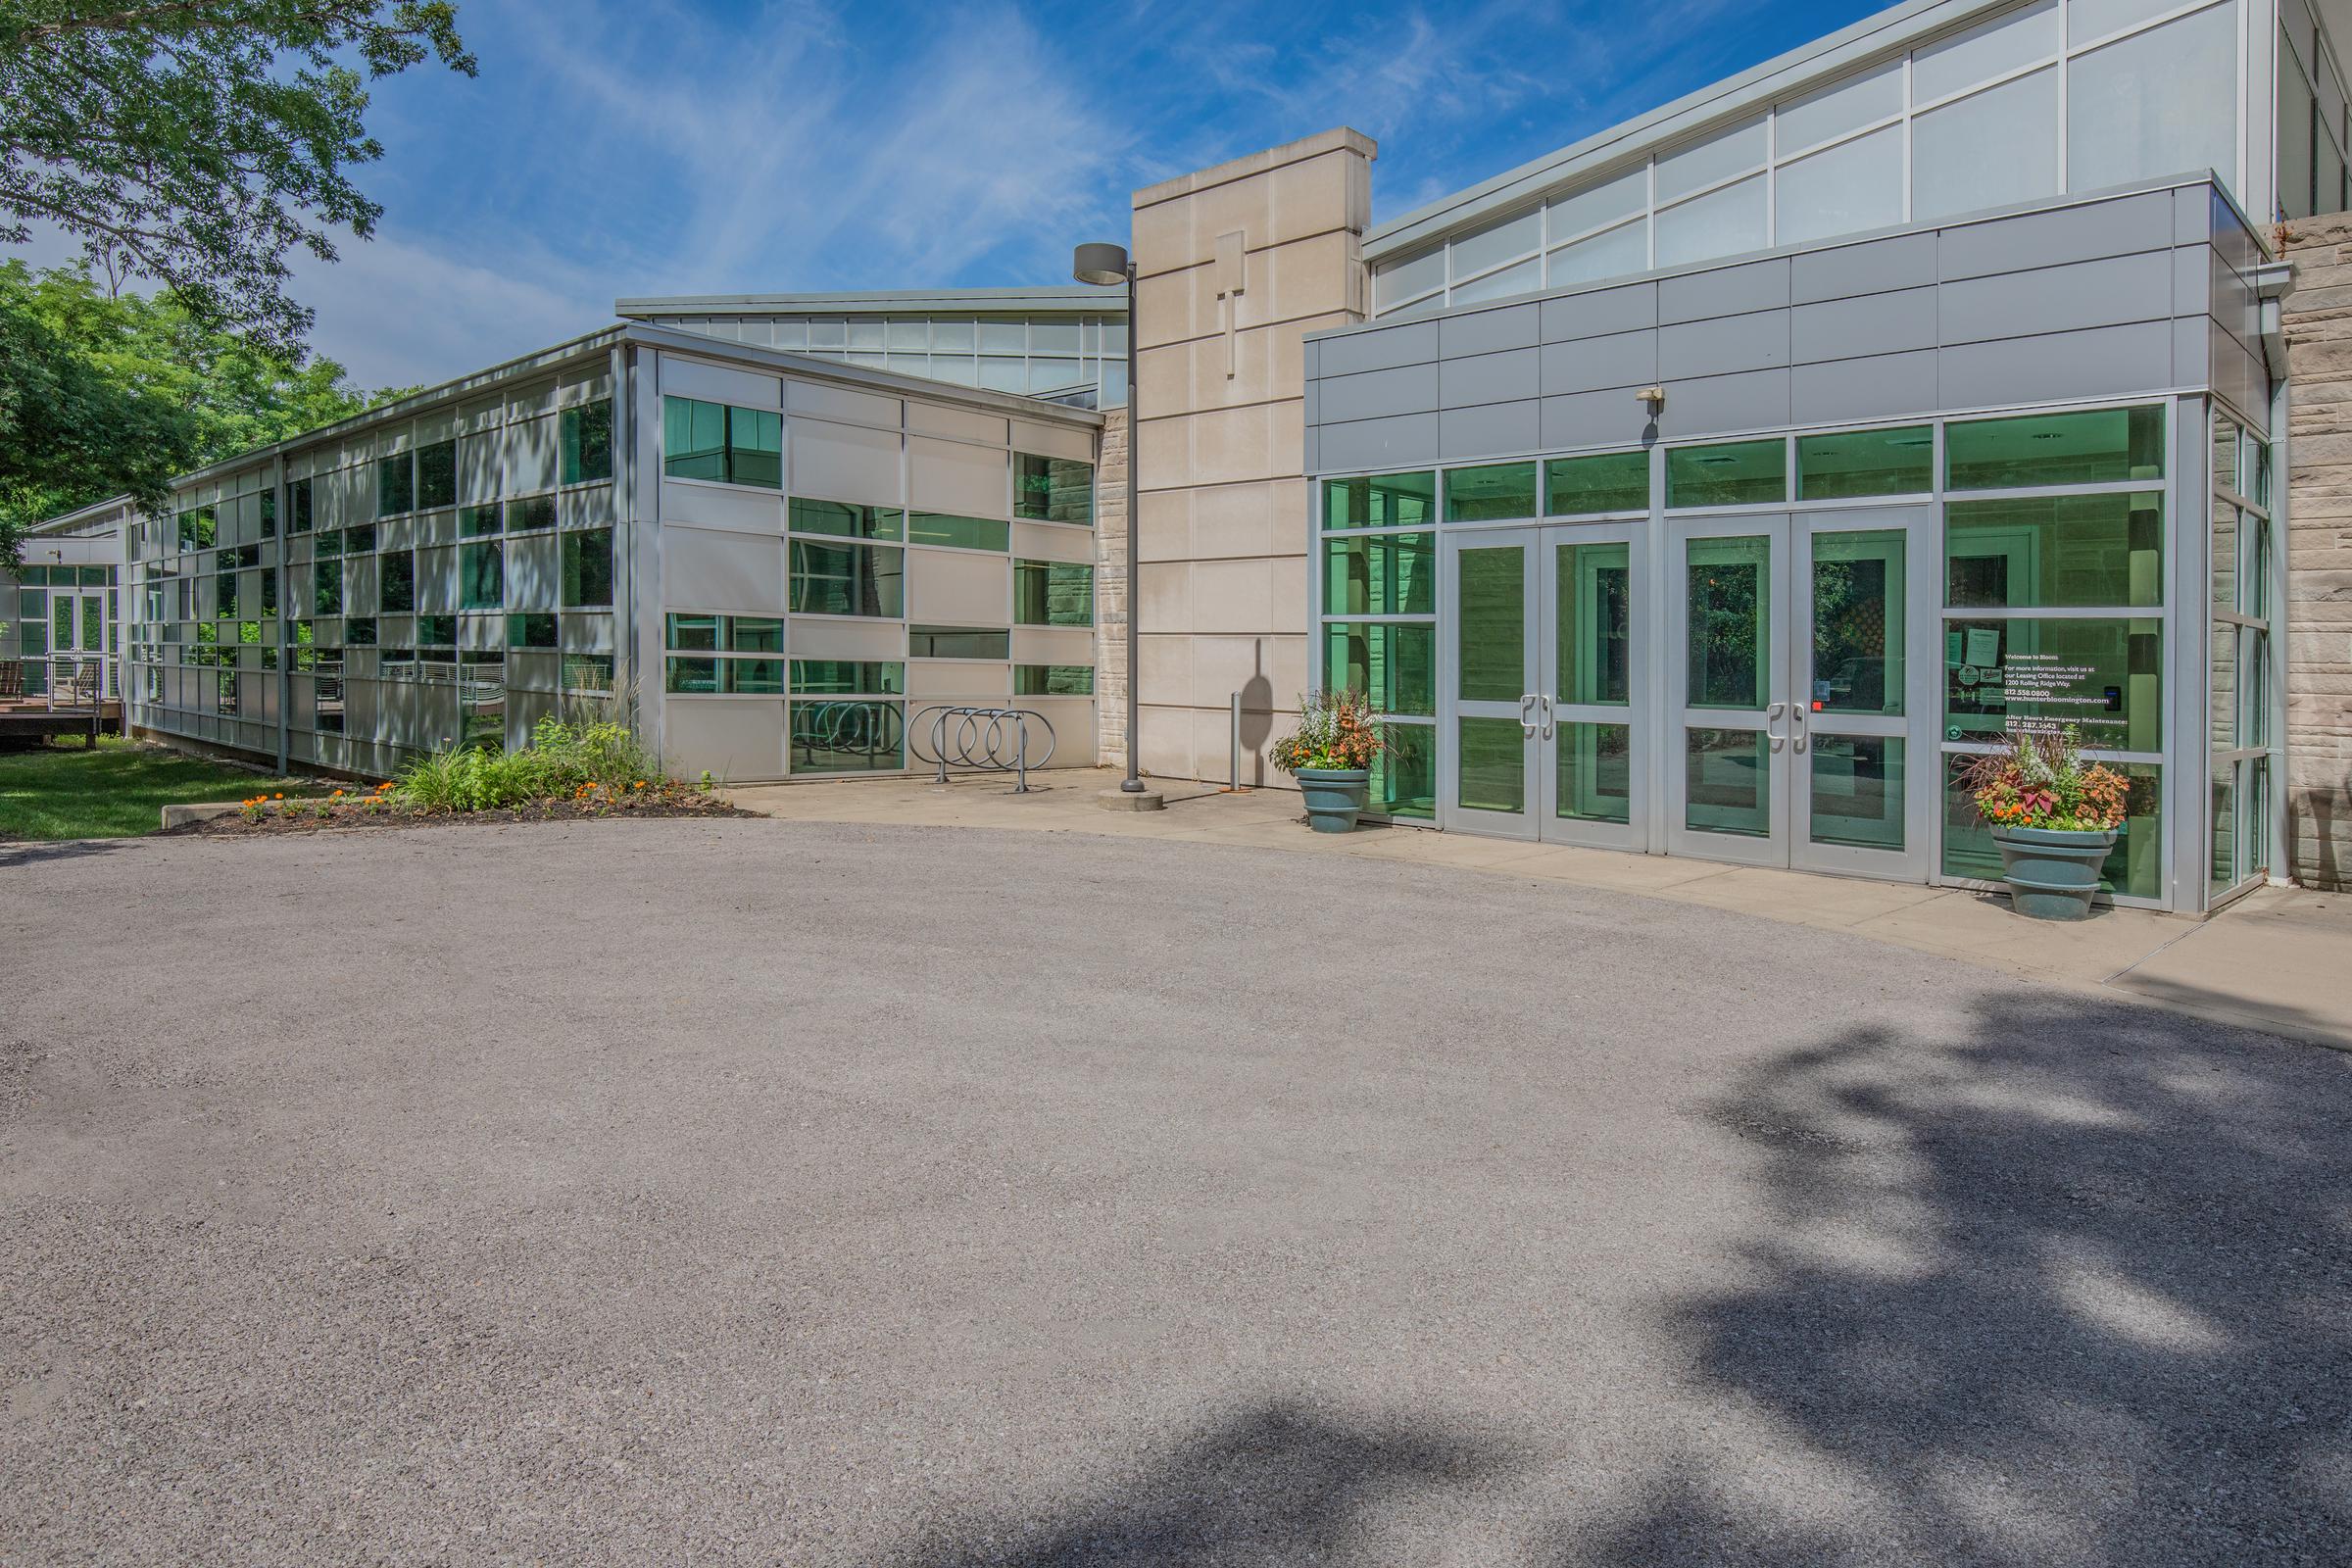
[1539,693,1554,741]
[1765,700,1787,754]
[1520,692,1538,740]
[1790,701,1808,754]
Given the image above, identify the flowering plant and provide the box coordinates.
[1960,725,2128,832]
[1270,689,1388,774]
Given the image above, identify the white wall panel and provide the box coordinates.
[906,548,1010,624]
[909,435,1007,515]
[791,417,902,505]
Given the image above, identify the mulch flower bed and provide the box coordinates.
[179,779,755,837]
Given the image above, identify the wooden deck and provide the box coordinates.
[0,698,122,748]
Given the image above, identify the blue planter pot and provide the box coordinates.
[1991,824,2119,920]
[1295,767,1370,833]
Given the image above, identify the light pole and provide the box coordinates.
[1072,241,1151,798]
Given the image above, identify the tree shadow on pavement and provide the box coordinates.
[888,1398,1517,1567]
[1558,992,2352,1567]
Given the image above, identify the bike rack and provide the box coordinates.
[909,705,1057,793]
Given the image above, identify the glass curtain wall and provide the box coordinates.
[659,315,1129,405]
[1319,471,1439,817]
[2209,406,2277,902]
[1312,398,2199,906]
[2278,0,2352,218]
[126,388,622,769]
[1936,403,2170,901]
[1373,0,2247,315]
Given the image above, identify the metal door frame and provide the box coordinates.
[1439,527,1541,839]
[1664,512,1791,867]
[1537,519,1646,852]
[1788,505,1936,881]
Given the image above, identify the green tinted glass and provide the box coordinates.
[460,543,503,610]
[380,552,416,613]
[1811,529,1904,716]
[1946,405,2164,489]
[1015,453,1094,523]
[790,541,904,617]
[791,699,905,772]
[1323,471,1436,530]
[790,660,906,695]
[1810,736,1904,850]
[1546,451,1649,515]
[1372,722,1436,819]
[1013,664,1096,695]
[1014,560,1093,625]
[665,656,719,693]
[1456,544,1524,703]
[1686,728,1770,836]
[725,659,784,694]
[1445,462,1539,522]
[726,616,784,654]
[1796,426,1932,499]
[377,454,415,515]
[1323,621,1436,715]
[909,513,1009,552]
[561,401,613,485]
[790,498,903,540]
[1668,441,1785,508]
[728,408,781,487]
[460,504,503,537]
[416,441,458,509]
[908,625,1009,659]
[1557,722,1632,823]
[507,612,558,649]
[1457,716,1526,811]
[1687,536,1769,708]
[1322,532,1434,616]
[665,397,726,480]
[562,528,613,609]
[665,613,719,651]
[1557,540,1631,705]
[1946,493,2163,609]
[1942,616,2162,751]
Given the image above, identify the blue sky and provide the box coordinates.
[203,0,1882,386]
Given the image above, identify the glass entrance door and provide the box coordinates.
[1791,510,1929,879]
[1542,523,1643,849]
[1665,508,1931,877]
[1443,529,1540,839]
[1667,515,1790,865]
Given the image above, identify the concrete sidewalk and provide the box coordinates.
[725,767,2352,1052]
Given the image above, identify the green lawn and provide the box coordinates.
[0,738,298,841]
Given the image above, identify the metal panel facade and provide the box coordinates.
[1308,180,2260,467]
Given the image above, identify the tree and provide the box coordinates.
[0,260,406,559]
[0,2,475,358]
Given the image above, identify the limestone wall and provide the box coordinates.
[1127,128,1374,786]
[2281,214,2352,889]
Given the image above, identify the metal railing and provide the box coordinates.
[6,655,117,710]
[909,705,1057,793]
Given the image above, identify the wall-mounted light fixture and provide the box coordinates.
[1636,385,1666,416]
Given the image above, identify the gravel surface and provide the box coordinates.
[3,820,2346,1566]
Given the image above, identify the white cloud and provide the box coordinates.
[286,230,613,390]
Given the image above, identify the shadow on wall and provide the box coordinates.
[887,1399,1515,1566]
[1562,991,2352,1566]
[885,993,2349,1565]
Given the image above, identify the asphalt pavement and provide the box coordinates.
[4,819,2346,1565]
